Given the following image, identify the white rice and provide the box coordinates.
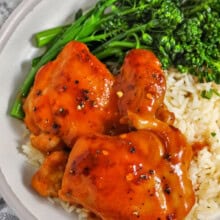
[164,69,220,220]
[22,68,220,219]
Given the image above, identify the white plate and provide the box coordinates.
[0,0,96,219]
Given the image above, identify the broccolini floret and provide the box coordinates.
[173,0,220,82]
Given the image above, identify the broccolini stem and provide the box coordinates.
[93,21,157,55]
[35,26,67,47]
[95,41,140,59]
[10,97,24,119]
[95,47,124,60]
[181,0,216,16]
[80,31,118,43]
[107,41,138,49]
[35,3,156,47]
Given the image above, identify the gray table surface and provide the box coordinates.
[0,0,21,27]
[0,1,23,219]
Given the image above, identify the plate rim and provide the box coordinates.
[0,0,41,54]
[0,170,36,220]
[0,0,41,219]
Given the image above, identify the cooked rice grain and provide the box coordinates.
[165,70,220,219]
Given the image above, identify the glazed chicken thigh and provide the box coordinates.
[116,48,174,128]
[59,131,194,220]
[116,49,166,121]
[23,41,122,152]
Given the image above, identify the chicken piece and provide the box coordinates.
[59,131,195,220]
[30,133,65,154]
[116,49,186,159]
[115,49,174,128]
[23,41,124,150]
[116,48,191,166]
[31,150,68,197]
[115,49,165,120]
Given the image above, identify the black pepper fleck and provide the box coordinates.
[57,108,68,116]
[59,108,65,113]
[69,169,76,175]
[129,146,136,153]
[164,184,171,195]
[52,123,61,130]
[162,176,166,181]
[82,89,89,101]
[139,174,148,180]
[152,73,157,79]
[83,167,90,176]
[149,170,155,175]
[163,153,172,161]
[82,89,89,94]
[77,101,85,109]
[36,90,42,96]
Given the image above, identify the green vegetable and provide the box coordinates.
[35,26,67,48]
[201,88,220,99]
[10,0,220,119]
[172,0,220,83]
[211,132,216,137]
